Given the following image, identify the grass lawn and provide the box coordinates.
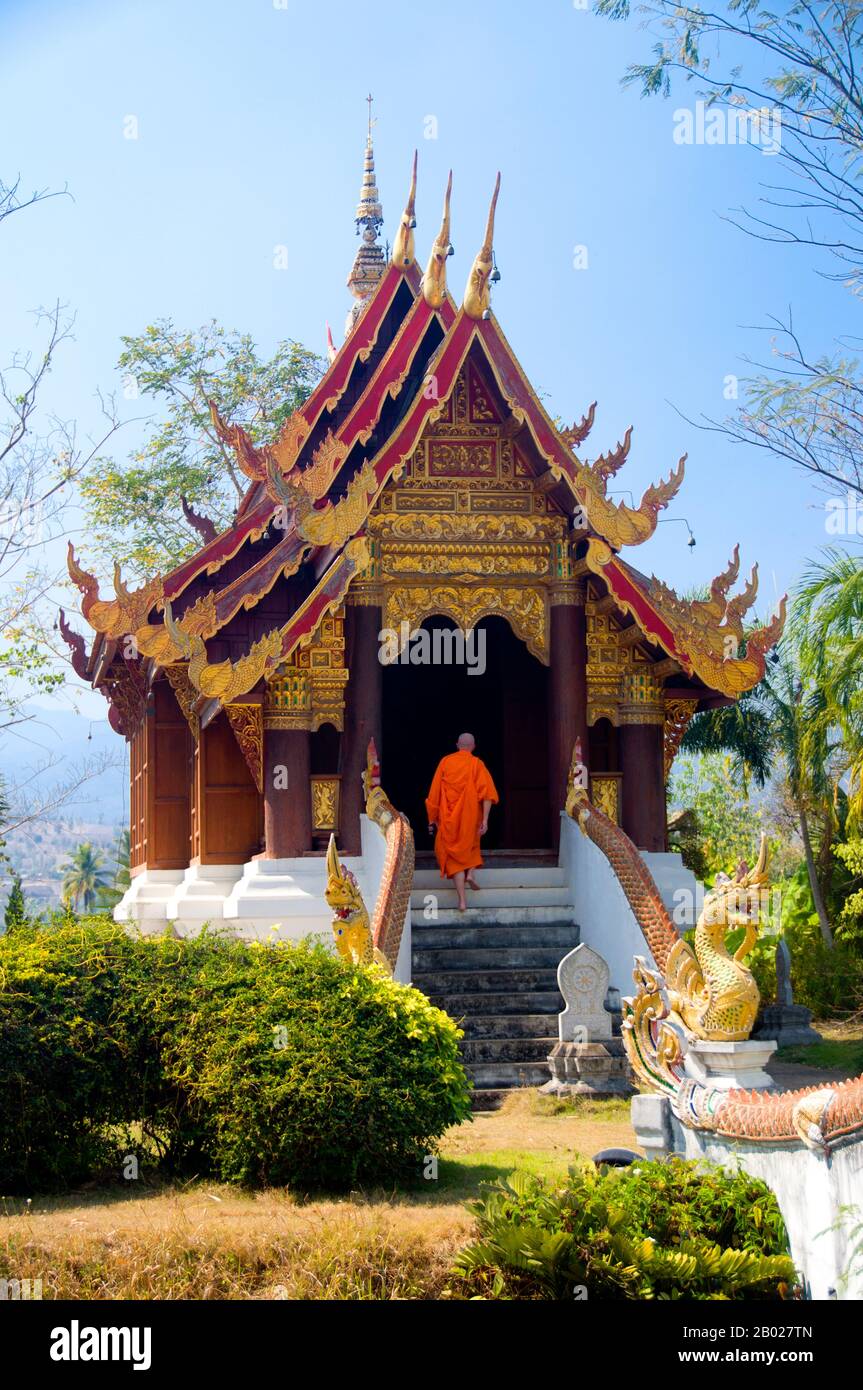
[0,1092,636,1300]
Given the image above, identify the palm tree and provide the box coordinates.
[681,644,836,946]
[98,829,131,910]
[61,842,111,913]
[791,549,863,830]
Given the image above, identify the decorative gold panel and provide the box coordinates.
[590,772,622,825]
[264,603,348,731]
[383,584,548,664]
[586,600,665,727]
[311,775,341,834]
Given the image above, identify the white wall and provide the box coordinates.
[558,812,656,996]
[675,1119,863,1300]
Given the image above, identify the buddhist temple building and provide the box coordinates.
[62,119,785,988]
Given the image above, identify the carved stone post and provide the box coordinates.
[340,600,383,854]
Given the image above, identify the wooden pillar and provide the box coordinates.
[619,721,667,851]
[262,726,312,858]
[340,602,383,854]
[547,592,588,849]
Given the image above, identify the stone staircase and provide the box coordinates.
[410,861,579,1110]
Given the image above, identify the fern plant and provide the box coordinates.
[451,1165,798,1300]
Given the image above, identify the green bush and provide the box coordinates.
[151,935,471,1189]
[451,1162,797,1300]
[0,915,169,1191]
[0,919,471,1193]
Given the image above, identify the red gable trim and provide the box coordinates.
[598,554,689,669]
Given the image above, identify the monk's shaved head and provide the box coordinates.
[457,732,475,750]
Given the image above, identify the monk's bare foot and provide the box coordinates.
[466,875,479,891]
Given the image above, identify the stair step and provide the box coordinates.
[461,1036,556,1063]
[425,990,562,1016]
[412,906,575,926]
[458,1013,565,1038]
[413,967,560,994]
[410,886,572,910]
[413,945,569,972]
[412,922,579,950]
[412,866,566,889]
[466,1060,552,1088]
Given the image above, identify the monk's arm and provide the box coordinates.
[479,798,492,835]
[426,763,443,832]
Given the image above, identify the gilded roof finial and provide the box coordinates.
[464,172,500,320]
[392,151,418,270]
[421,171,453,310]
[346,95,386,333]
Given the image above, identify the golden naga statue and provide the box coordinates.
[324,833,391,971]
[463,173,500,320]
[665,837,770,1042]
[391,151,418,270]
[422,171,453,310]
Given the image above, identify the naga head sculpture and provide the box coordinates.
[702,834,771,937]
[325,833,371,965]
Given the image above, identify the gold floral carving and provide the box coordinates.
[224,702,264,792]
[384,584,548,664]
[265,604,347,731]
[664,697,700,779]
[164,663,200,741]
[382,547,549,579]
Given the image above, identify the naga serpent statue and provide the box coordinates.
[324,739,415,975]
[565,742,863,1155]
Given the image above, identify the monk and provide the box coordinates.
[426,732,499,912]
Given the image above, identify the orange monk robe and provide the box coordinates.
[425,749,500,879]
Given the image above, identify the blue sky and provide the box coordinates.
[1,0,855,734]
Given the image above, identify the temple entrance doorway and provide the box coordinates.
[381,615,550,853]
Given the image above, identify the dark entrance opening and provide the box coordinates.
[381,615,550,852]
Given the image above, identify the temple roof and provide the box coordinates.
[64,158,786,734]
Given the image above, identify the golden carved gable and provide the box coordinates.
[360,358,573,660]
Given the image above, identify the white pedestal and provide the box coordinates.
[684,1038,777,1092]
[114,869,185,927]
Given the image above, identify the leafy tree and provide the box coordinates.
[4,870,25,931]
[669,751,766,877]
[61,842,111,913]
[80,320,325,578]
[595,0,863,501]
[681,645,836,944]
[98,828,131,910]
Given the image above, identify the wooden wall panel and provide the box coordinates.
[195,714,262,865]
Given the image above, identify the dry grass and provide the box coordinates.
[0,1092,636,1300]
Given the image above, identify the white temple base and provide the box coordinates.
[222,855,362,941]
[114,869,185,927]
[684,1038,777,1092]
[165,863,244,933]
